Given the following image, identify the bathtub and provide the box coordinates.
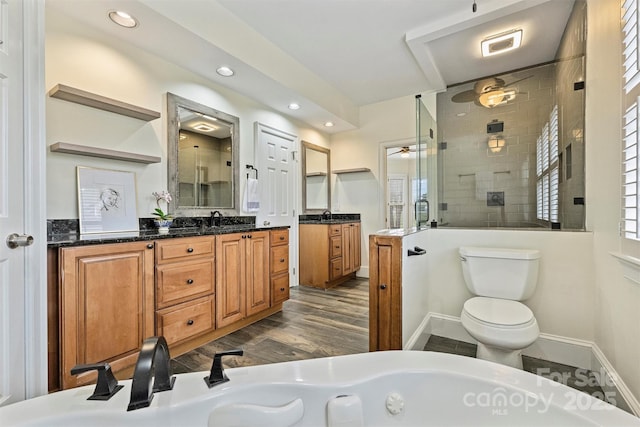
[1,351,638,426]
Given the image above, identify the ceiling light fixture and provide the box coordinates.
[108,10,138,28]
[478,89,516,108]
[324,121,334,127]
[481,29,522,57]
[193,123,217,132]
[288,103,300,110]
[216,66,235,77]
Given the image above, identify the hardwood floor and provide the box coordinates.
[171,278,369,374]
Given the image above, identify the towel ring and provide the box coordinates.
[246,164,258,180]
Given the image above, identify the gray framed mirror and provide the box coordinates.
[167,93,240,215]
[302,141,331,213]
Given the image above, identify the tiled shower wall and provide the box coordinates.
[435,0,586,230]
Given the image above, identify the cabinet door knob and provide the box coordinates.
[248,234,252,239]
[280,258,285,262]
[242,235,246,239]
[186,279,194,285]
[279,236,285,241]
[187,319,194,326]
[380,284,387,290]
[146,243,154,249]
[187,247,194,253]
[280,287,285,291]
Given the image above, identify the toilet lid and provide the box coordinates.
[463,297,534,326]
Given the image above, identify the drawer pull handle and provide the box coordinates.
[187,248,194,253]
[279,236,285,240]
[280,258,285,262]
[187,319,194,326]
[186,279,194,285]
[146,243,154,249]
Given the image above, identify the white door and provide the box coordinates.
[0,0,47,405]
[254,122,299,285]
[387,174,408,229]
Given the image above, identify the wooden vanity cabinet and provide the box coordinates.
[270,229,290,305]
[58,241,155,389]
[154,236,216,348]
[216,230,270,328]
[299,222,361,289]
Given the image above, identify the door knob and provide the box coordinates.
[6,233,34,249]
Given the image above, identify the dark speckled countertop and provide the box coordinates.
[47,217,288,248]
[298,213,360,224]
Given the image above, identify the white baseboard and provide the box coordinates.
[592,343,640,416]
[409,312,639,416]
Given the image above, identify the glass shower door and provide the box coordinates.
[416,95,437,229]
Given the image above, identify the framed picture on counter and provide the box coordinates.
[77,166,139,234]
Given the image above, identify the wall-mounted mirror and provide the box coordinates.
[167,93,240,214]
[302,141,330,213]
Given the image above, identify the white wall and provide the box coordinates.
[587,0,640,403]
[45,8,330,219]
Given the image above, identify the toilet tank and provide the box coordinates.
[459,246,541,300]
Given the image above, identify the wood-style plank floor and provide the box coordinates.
[171,278,369,374]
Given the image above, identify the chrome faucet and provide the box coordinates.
[210,210,223,227]
[127,336,175,411]
[321,209,332,221]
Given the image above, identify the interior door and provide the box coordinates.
[254,122,299,286]
[0,0,46,405]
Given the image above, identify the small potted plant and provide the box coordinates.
[152,190,173,233]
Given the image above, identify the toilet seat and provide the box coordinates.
[463,297,535,327]
[461,297,539,352]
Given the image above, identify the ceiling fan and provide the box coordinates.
[451,75,531,108]
[388,146,416,157]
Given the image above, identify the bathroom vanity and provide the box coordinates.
[298,215,361,289]
[47,221,289,391]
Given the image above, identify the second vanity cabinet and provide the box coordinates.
[299,222,361,289]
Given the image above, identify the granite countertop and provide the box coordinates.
[47,217,288,248]
[298,213,361,224]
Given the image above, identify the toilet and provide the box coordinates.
[459,246,540,369]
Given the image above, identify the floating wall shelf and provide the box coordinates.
[332,168,371,174]
[50,142,161,164]
[48,84,161,121]
[306,172,327,177]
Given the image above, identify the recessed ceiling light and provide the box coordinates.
[481,29,522,57]
[324,121,334,127]
[216,66,235,77]
[288,103,300,110]
[108,10,138,28]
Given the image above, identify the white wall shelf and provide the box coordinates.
[50,142,161,164]
[333,168,371,174]
[306,172,327,177]
[48,84,161,121]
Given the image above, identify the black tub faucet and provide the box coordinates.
[204,349,244,388]
[210,210,223,227]
[127,336,175,411]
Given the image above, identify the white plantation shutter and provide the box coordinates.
[622,0,640,243]
[623,102,639,240]
[536,106,559,222]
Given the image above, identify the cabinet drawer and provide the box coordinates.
[156,260,214,308]
[271,274,289,305]
[330,258,343,280]
[330,236,342,259]
[155,236,215,264]
[270,245,289,275]
[329,225,342,236]
[157,296,215,346]
[270,229,289,246]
